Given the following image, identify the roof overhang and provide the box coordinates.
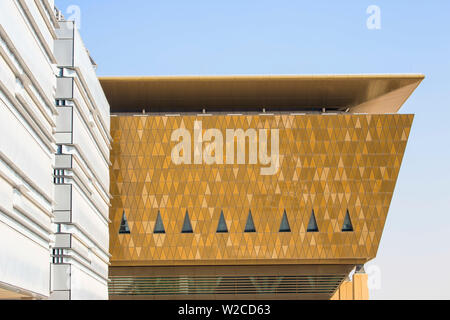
[99,74,424,114]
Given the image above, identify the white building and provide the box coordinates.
[0,0,111,300]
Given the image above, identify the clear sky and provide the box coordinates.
[54,0,450,299]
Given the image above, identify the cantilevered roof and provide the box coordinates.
[99,74,424,114]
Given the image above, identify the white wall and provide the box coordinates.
[51,20,111,300]
[0,220,50,297]
[0,2,111,300]
[0,0,57,299]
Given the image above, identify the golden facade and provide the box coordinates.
[109,114,413,266]
[101,74,423,299]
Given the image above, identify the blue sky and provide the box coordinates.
[55,0,450,299]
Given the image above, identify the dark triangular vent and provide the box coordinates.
[307,209,319,232]
[154,210,165,234]
[119,210,130,234]
[279,210,291,232]
[245,210,256,233]
[181,210,193,233]
[217,210,228,233]
[342,210,354,232]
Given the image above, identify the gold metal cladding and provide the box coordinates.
[109,114,414,266]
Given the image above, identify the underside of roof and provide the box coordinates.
[99,74,424,114]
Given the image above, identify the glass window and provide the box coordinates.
[307,209,319,232]
[154,210,165,234]
[244,210,256,233]
[181,210,193,233]
[119,210,131,234]
[342,210,354,232]
[279,210,291,232]
[216,210,228,233]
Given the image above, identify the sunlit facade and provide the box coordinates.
[0,2,110,300]
[101,75,423,300]
[0,0,424,301]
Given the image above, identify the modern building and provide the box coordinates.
[100,75,423,300]
[0,0,423,302]
[0,1,110,300]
